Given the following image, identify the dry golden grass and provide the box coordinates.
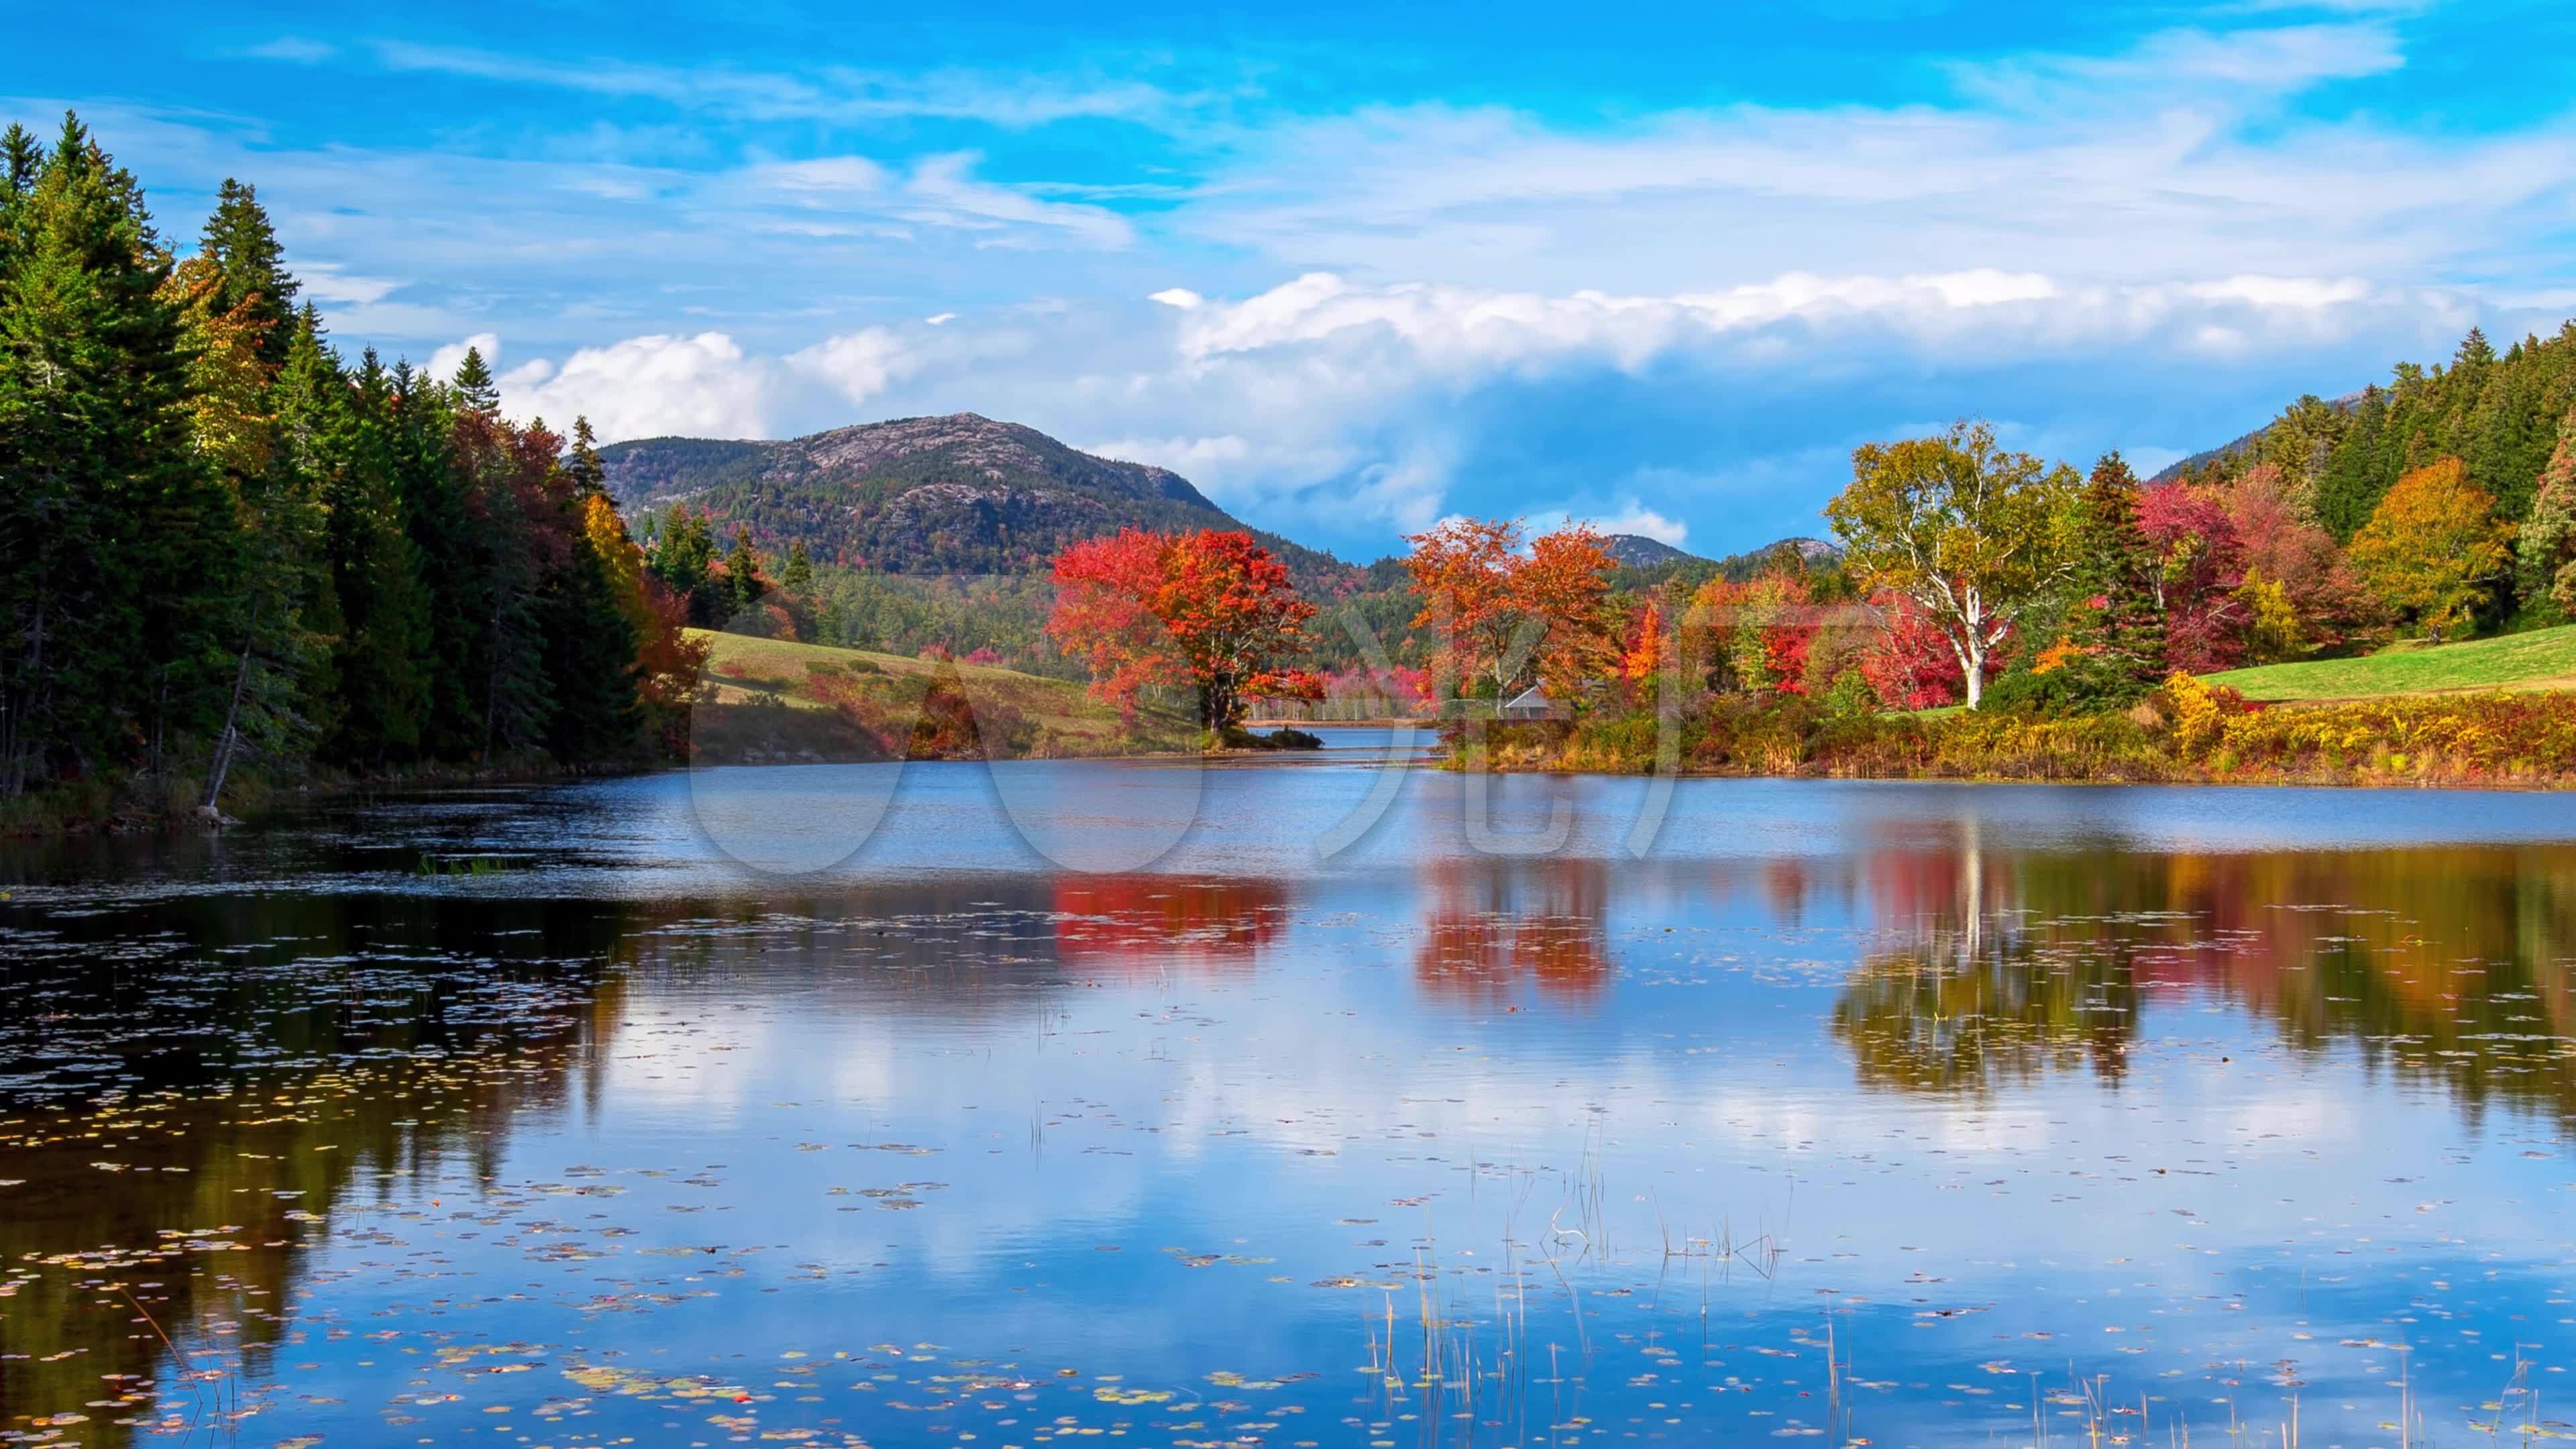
[690,629,1194,755]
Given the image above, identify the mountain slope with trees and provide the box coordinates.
[600,413,1354,586]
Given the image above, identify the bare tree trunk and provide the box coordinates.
[202,599,261,816]
[1959,636,1987,709]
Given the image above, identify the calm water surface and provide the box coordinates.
[4,759,2575,1448]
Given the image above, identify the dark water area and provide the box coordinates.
[4,757,2575,1446]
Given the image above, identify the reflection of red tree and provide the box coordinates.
[1051,877,1287,972]
[1413,859,1609,1005]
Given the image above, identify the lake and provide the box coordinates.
[3,755,2574,1448]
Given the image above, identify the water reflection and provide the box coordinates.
[1835,831,2576,1128]
[1412,857,1610,1004]
[0,897,635,1444]
[1052,876,1288,970]
[4,775,2576,1447]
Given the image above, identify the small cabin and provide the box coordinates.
[1499,686,1556,721]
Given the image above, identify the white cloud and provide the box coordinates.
[147,13,2571,557]
[457,327,919,443]
[900,152,1132,248]
[427,332,502,384]
[244,36,336,64]
[504,332,772,439]
[1177,25,2576,299]
[366,42,1199,129]
[1086,433,1251,474]
[1167,268,2452,380]
[300,261,405,306]
[789,327,914,407]
[1946,22,2406,107]
[1591,504,1689,547]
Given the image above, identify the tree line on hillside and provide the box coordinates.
[2198,325,2576,550]
[1032,389,2576,733]
[1829,416,2565,712]
[0,115,702,814]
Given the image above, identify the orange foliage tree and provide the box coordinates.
[1047,528,1320,733]
[2349,458,2514,642]
[1690,570,1818,695]
[1402,518,1617,702]
[1617,600,1666,688]
[582,494,708,751]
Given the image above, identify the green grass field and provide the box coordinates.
[2202,624,2576,701]
[690,629,1193,753]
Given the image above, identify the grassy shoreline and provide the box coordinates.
[1449,680,2576,790]
[2202,621,2576,701]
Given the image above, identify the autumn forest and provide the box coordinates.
[13,111,2576,826]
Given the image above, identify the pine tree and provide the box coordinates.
[198,178,298,366]
[321,348,433,763]
[649,508,717,623]
[565,416,606,497]
[271,307,347,752]
[164,247,336,806]
[1,113,708,802]
[2316,388,2387,540]
[541,526,641,761]
[722,527,767,626]
[451,344,498,414]
[0,114,232,791]
[437,361,549,757]
[2062,453,2167,700]
[388,358,485,757]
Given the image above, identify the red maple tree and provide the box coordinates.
[1046,527,1320,733]
[1402,517,1617,703]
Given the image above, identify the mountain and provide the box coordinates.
[2148,391,2367,484]
[1608,534,1841,585]
[598,413,1353,584]
[1600,533,1702,568]
[597,411,1848,600]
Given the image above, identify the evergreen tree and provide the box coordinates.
[565,416,606,497]
[271,307,347,753]
[2061,453,2167,699]
[164,248,333,806]
[2315,388,2387,539]
[0,114,231,791]
[722,526,767,625]
[541,527,641,760]
[197,178,298,366]
[321,349,433,763]
[0,113,698,805]
[388,358,485,756]
[451,344,498,414]
[649,508,716,623]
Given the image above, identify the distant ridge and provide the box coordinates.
[1600,533,1702,568]
[598,413,1352,584]
[2149,390,2368,483]
[598,411,1843,589]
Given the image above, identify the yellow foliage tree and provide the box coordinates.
[1825,420,2081,708]
[160,254,276,479]
[2348,458,2512,643]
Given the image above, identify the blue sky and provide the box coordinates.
[15,0,2576,559]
